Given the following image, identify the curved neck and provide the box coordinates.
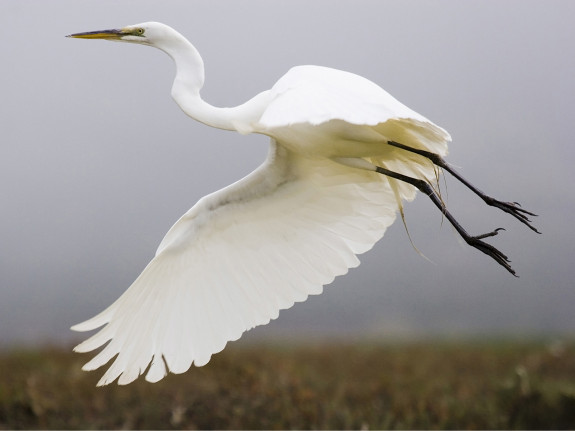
[157,32,237,131]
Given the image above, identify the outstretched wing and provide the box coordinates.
[72,140,399,385]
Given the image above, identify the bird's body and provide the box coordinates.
[68,22,537,386]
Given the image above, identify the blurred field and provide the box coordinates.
[0,339,574,429]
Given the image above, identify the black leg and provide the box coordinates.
[387,140,540,233]
[375,165,518,276]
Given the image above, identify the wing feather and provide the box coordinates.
[72,140,400,385]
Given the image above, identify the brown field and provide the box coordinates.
[1,340,574,429]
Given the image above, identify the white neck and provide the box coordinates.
[157,30,238,131]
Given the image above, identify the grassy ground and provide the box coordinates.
[0,340,574,429]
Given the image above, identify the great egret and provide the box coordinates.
[67,22,538,386]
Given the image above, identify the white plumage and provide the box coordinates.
[68,22,534,386]
[262,65,429,127]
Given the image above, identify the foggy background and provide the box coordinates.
[1,1,574,348]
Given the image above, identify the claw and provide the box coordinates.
[484,198,540,233]
[474,228,505,240]
[465,230,517,277]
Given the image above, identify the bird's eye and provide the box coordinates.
[135,28,145,36]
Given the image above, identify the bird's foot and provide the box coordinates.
[483,197,540,233]
[464,228,517,276]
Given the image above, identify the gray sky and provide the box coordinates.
[1,0,574,348]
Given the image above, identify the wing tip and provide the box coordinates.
[70,313,111,332]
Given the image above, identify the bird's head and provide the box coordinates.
[67,22,174,47]
[68,21,205,91]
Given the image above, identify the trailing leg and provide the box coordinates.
[387,140,539,233]
[374,165,518,276]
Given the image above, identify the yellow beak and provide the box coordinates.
[66,29,125,40]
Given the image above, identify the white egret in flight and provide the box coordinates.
[67,22,538,386]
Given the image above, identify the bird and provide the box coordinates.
[67,22,538,386]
